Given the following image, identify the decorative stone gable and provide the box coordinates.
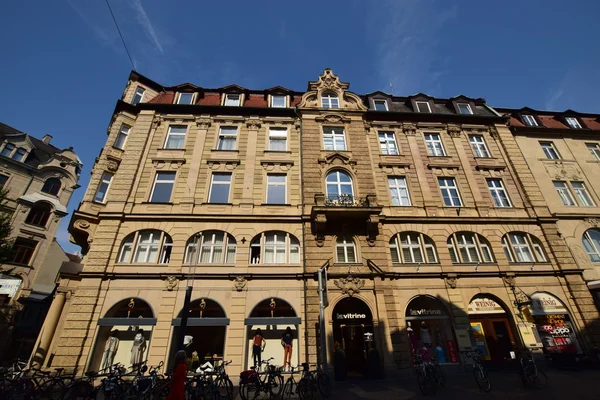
[298,69,367,111]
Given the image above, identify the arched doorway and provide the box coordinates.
[89,298,155,372]
[332,297,373,377]
[467,295,518,364]
[405,295,459,364]
[245,298,300,370]
[528,292,582,355]
[169,298,229,371]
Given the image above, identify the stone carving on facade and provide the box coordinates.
[152,116,164,128]
[246,118,262,130]
[544,162,581,181]
[308,69,350,92]
[402,123,417,136]
[195,117,212,130]
[106,159,119,172]
[234,276,247,292]
[503,275,516,288]
[165,276,178,291]
[585,217,600,227]
[488,126,499,139]
[445,275,458,289]
[446,124,462,138]
[74,219,90,230]
[299,69,367,111]
[334,275,365,296]
[324,115,343,124]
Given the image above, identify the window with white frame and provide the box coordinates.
[336,237,357,263]
[177,93,194,105]
[217,127,238,150]
[586,143,600,161]
[522,114,538,127]
[572,182,595,206]
[224,94,241,106]
[379,132,398,155]
[388,177,411,206]
[132,86,145,105]
[469,135,490,158]
[94,172,113,203]
[321,93,339,109]
[583,229,600,263]
[565,117,582,129]
[415,101,432,113]
[438,177,462,206]
[268,128,287,151]
[326,170,353,201]
[114,124,130,149]
[184,231,236,264]
[424,133,445,156]
[164,125,187,149]
[0,143,15,158]
[209,173,231,203]
[540,141,560,159]
[117,230,172,264]
[374,100,388,111]
[271,95,286,108]
[249,231,300,264]
[266,174,286,204]
[323,127,347,151]
[12,147,27,162]
[487,179,511,207]
[390,232,437,264]
[447,232,494,264]
[553,181,576,206]
[150,171,176,203]
[457,103,473,115]
[502,232,546,263]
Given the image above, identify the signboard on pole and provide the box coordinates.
[318,267,328,308]
[317,267,328,373]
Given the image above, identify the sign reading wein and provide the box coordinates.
[468,297,505,315]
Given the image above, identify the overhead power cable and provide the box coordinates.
[104,0,136,71]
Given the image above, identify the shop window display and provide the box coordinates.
[528,293,581,354]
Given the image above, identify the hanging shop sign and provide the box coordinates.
[468,297,505,315]
[0,276,21,298]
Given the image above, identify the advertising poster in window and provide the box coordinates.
[469,322,491,360]
[529,293,581,354]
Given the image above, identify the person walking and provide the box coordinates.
[168,350,187,400]
[281,327,293,370]
[253,328,265,369]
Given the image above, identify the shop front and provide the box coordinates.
[467,295,517,365]
[405,295,459,364]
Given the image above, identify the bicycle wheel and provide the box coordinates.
[216,376,233,399]
[434,365,445,389]
[297,377,313,400]
[239,381,260,400]
[282,379,294,400]
[268,374,284,398]
[64,381,94,400]
[416,369,428,395]
[473,365,491,392]
[317,373,332,397]
[525,366,547,389]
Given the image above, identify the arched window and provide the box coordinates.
[390,232,438,264]
[184,231,236,264]
[249,231,300,264]
[447,232,494,264]
[321,92,339,109]
[117,230,172,264]
[326,170,353,201]
[41,178,61,196]
[501,232,547,263]
[336,237,357,263]
[583,229,600,262]
[25,202,52,227]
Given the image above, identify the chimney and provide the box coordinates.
[42,134,52,144]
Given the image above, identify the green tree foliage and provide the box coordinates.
[0,189,14,263]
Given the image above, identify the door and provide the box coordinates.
[341,324,366,377]
[488,318,516,362]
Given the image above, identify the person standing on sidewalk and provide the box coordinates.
[253,328,265,369]
[168,350,187,400]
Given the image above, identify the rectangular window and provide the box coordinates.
[553,181,576,206]
[132,86,145,105]
[150,171,176,203]
[0,143,14,157]
[438,177,462,207]
[268,128,287,151]
[565,117,582,129]
[457,103,473,115]
[424,133,445,156]
[0,174,8,190]
[469,135,490,158]
[323,127,347,151]
[217,127,238,150]
[388,177,411,206]
[379,132,398,155]
[176,93,194,105]
[224,94,240,106]
[374,100,388,111]
[586,143,600,160]
[416,101,432,113]
[523,115,538,127]
[12,148,26,161]
[11,238,37,265]
[164,125,187,149]
[572,181,595,206]
[271,95,286,108]
[487,179,511,207]
[209,173,231,203]
[266,174,286,204]
[94,172,113,203]
[540,141,560,160]
[114,125,130,149]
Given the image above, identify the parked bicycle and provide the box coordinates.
[518,349,547,389]
[187,359,233,400]
[413,350,445,395]
[464,350,491,392]
[239,357,283,400]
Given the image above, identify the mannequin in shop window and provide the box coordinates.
[131,329,146,366]
[434,326,446,363]
[281,327,293,370]
[407,322,419,359]
[253,328,266,369]
[102,330,120,370]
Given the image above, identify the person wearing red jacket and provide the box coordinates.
[168,350,187,400]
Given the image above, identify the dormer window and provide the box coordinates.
[271,95,286,108]
[522,114,538,127]
[374,100,388,111]
[132,86,145,105]
[415,101,432,113]
[176,93,194,105]
[321,93,339,109]
[0,143,15,158]
[565,117,582,129]
[457,103,473,115]
[12,148,26,162]
[225,94,241,106]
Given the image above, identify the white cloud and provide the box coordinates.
[130,0,164,55]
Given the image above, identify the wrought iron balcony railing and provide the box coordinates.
[324,194,369,207]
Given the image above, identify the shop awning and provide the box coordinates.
[171,318,230,326]
[98,318,157,326]
[244,317,301,325]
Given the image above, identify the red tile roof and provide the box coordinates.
[582,118,600,130]
[538,116,567,129]
[197,93,221,105]
[148,92,175,104]
[245,95,267,107]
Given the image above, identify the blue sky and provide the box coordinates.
[1,0,599,254]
